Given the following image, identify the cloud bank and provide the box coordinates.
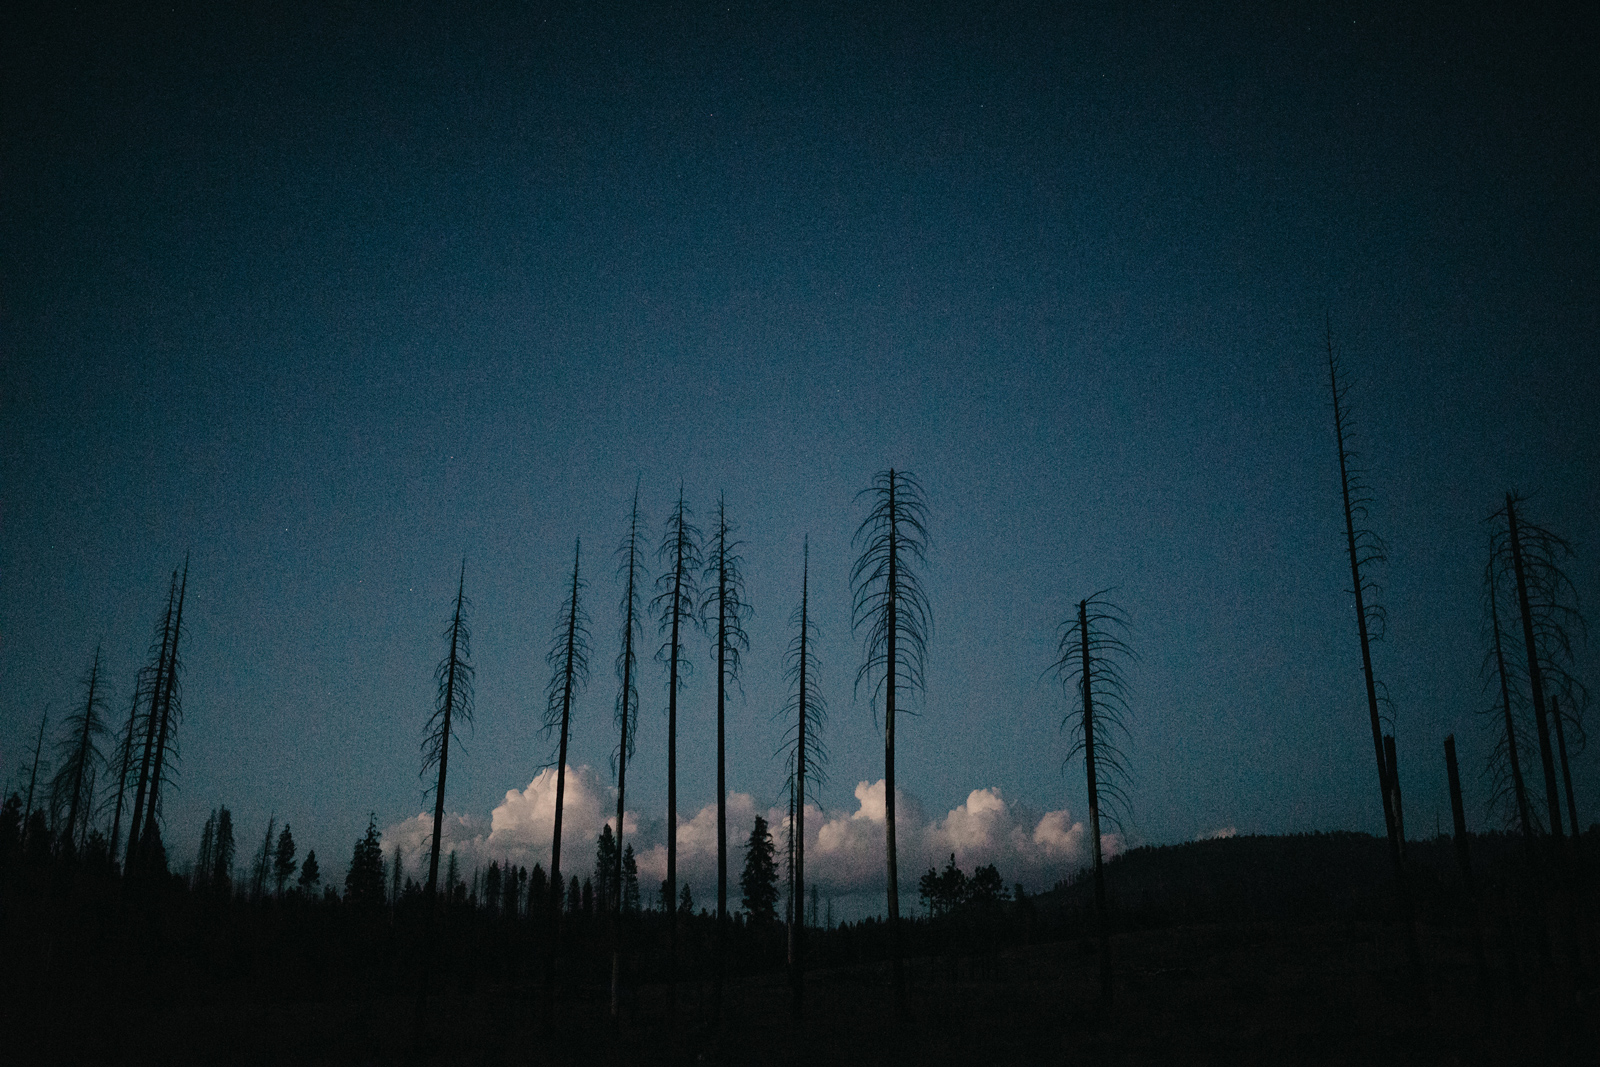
[383,768,1114,897]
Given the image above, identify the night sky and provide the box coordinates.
[4,2,1596,911]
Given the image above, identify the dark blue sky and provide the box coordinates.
[4,1,1596,897]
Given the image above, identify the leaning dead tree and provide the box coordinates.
[702,492,750,1020]
[780,537,827,1018]
[850,468,931,1015]
[423,561,475,899]
[107,688,142,863]
[21,709,47,853]
[137,558,188,868]
[1324,329,1422,978]
[126,559,188,873]
[1482,539,1538,843]
[51,646,109,855]
[1053,593,1135,1003]
[543,538,591,921]
[652,485,702,1000]
[609,484,647,1017]
[1485,493,1588,849]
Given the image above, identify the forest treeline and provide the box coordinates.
[3,337,1597,1059]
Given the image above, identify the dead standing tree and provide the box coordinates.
[51,646,109,855]
[1324,330,1423,982]
[542,538,591,983]
[423,561,475,899]
[652,486,702,1004]
[1053,594,1134,1003]
[1483,542,1539,846]
[780,537,827,1018]
[137,556,189,870]
[850,468,930,1017]
[702,492,750,1021]
[610,484,647,1017]
[107,688,142,864]
[125,569,176,869]
[1488,493,1589,853]
[413,561,475,1052]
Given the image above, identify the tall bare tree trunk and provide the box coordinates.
[21,710,47,853]
[1326,335,1421,983]
[108,691,139,865]
[1490,592,1536,846]
[1551,697,1581,844]
[140,558,189,864]
[1506,494,1563,844]
[1080,600,1112,1002]
[127,573,175,865]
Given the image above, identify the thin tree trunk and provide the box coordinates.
[140,559,189,863]
[715,528,728,1022]
[1327,341,1421,982]
[792,551,809,1019]
[127,575,175,864]
[108,691,139,865]
[667,531,684,1011]
[21,710,46,852]
[548,542,582,1005]
[428,568,465,897]
[885,471,903,1015]
[1385,734,1406,860]
[1445,735,1491,993]
[1506,494,1564,842]
[1491,594,1536,846]
[1551,696,1581,844]
[612,497,642,1020]
[1080,600,1112,1002]
[63,649,102,854]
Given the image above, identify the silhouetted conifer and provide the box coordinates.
[622,845,640,915]
[298,849,319,895]
[274,824,297,897]
[0,793,22,863]
[568,875,582,915]
[346,815,385,907]
[251,815,277,901]
[422,562,474,899]
[595,825,618,911]
[485,860,502,914]
[850,468,931,1011]
[194,810,217,891]
[740,815,778,925]
[528,864,546,918]
[390,847,404,906]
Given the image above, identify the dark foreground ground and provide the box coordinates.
[7,830,1597,1065]
[10,915,1595,1066]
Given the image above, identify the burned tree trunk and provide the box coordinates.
[1324,330,1422,982]
[610,485,645,1018]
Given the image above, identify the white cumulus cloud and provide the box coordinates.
[382,772,1109,899]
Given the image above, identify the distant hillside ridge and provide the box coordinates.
[1029,828,1596,925]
